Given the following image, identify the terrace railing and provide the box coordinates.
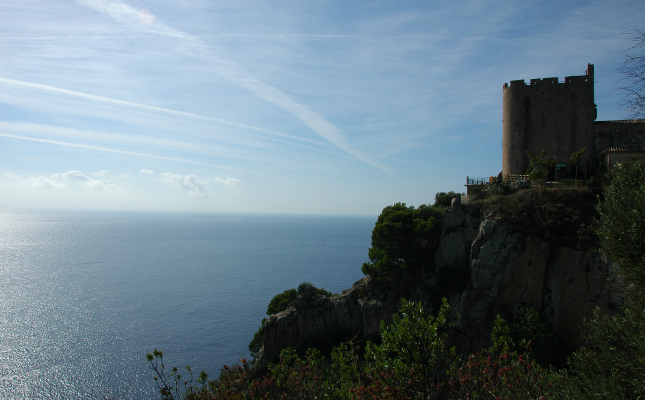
[466,176,488,185]
[507,174,529,183]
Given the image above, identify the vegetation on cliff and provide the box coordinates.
[248,282,334,357]
[552,160,645,398]
[597,161,645,287]
[480,187,599,249]
[149,299,557,399]
[361,203,443,278]
[432,191,464,208]
[149,161,645,399]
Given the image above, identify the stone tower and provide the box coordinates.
[502,64,597,178]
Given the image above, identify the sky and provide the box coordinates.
[1,0,644,215]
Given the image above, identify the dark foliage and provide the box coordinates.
[509,307,569,368]
[266,282,334,316]
[597,161,645,288]
[433,191,464,208]
[526,150,556,186]
[551,305,645,399]
[249,282,334,356]
[266,288,297,315]
[361,203,443,278]
[481,188,599,249]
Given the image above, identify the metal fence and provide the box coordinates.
[507,174,528,182]
[466,176,488,185]
[467,173,584,190]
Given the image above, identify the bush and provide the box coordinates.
[526,150,556,187]
[448,316,551,400]
[509,307,568,368]
[546,160,645,399]
[480,188,599,249]
[548,306,645,399]
[250,282,334,357]
[152,302,564,400]
[266,282,333,316]
[266,288,297,315]
[362,203,443,278]
[361,298,458,399]
[597,161,645,288]
[433,191,464,208]
[510,178,530,191]
[547,160,645,399]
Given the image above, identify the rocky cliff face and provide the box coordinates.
[255,196,621,370]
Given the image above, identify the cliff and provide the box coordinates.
[254,195,621,370]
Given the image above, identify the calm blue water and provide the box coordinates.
[0,210,374,399]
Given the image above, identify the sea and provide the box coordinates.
[0,210,375,399]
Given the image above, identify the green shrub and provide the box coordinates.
[250,282,334,357]
[547,160,645,399]
[509,307,568,368]
[448,315,551,400]
[526,150,556,187]
[266,282,333,316]
[597,160,645,288]
[362,203,443,278]
[362,298,458,399]
[548,306,645,399]
[433,191,464,208]
[266,288,297,315]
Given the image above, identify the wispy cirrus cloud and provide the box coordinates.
[75,0,195,40]
[0,79,324,147]
[0,121,354,166]
[0,132,257,173]
[74,0,385,171]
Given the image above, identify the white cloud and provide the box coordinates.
[119,173,130,178]
[48,170,118,190]
[93,170,112,177]
[2,172,67,189]
[159,172,208,197]
[213,175,242,191]
[53,170,91,182]
[25,176,68,189]
[156,172,242,196]
[140,169,154,176]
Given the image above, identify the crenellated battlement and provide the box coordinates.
[501,63,644,178]
[503,64,593,90]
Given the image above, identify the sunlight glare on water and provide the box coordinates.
[0,210,373,399]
